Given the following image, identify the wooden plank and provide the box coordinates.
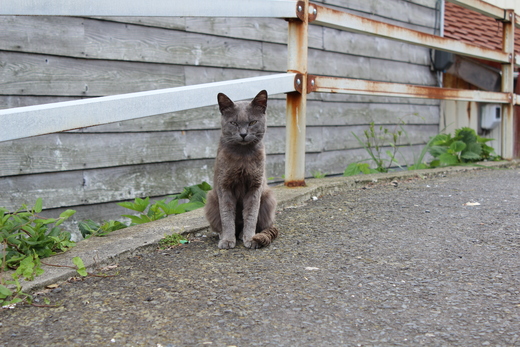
[0,139,434,213]
[0,16,85,57]
[83,19,264,69]
[304,101,440,127]
[0,127,287,176]
[0,155,287,211]
[0,17,266,70]
[1,116,438,176]
[65,99,439,132]
[305,144,431,176]
[0,131,220,176]
[261,43,436,83]
[184,66,276,85]
[322,27,431,65]
[185,17,324,48]
[322,0,438,30]
[304,124,438,153]
[407,0,438,7]
[0,161,210,210]
[0,96,87,109]
[0,51,185,96]
[313,91,441,105]
[309,50,437,85]
[93,17,187,30]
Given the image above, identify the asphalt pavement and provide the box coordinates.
[1,162,519,346]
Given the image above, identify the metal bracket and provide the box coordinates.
[497,9,514,23]
[296,1,317,22]
[294,74,316,94]
[294,73,304,93]
[307,74,317,93]
[308,3,317,22]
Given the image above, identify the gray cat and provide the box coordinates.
[204,90,278,249]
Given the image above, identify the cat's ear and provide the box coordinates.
[217,93,235,114]
[251,90,268,112]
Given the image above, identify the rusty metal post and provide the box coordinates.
[501,9,515,159]
[285,0,310,187]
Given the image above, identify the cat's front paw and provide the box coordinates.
[218,239,236,249]
[243,239,260,249]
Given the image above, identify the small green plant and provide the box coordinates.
[159,233,189,249]
[170,181,212,204]
[1,255,42,308]
[311,170,327,179]
[78,219,127,239]
[1,254,89,308]
[343,162,379,176]
[352,122,404,174]
[0,198,76,271]
[78,182,212,237]
[428,127,499,167]
[344,121,406,176]
[117,182,211,226]
[405,133,438,170]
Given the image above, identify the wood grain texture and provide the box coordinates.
[0,156,286,210]
[186,17,324,48]
[323,0,438,31]
[66,99,439,133]
[0,52,185,96]
[322,28,431,65]
[0,16,266,69]
[0,0,441,220]
[0,121,438,176]
[93,16,187,30]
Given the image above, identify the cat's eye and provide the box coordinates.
[249,120,257,126]
[230,121,238,126]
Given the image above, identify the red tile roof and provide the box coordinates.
[444,2,520,60]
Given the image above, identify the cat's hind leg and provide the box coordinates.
[204,190,221,233]
[251,188,279,248]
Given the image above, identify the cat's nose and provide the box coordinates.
[240,133,247,140]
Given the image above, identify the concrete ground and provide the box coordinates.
[1,161,519,346]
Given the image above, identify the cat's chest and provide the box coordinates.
[223,163,260,187]
[218,157,263,191]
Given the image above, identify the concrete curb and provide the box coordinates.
[12,160,518,293]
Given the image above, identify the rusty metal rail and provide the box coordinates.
[309,76,514,104]
[312,3,510,64]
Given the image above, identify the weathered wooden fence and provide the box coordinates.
[0,0,518,228]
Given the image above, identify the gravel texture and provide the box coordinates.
[1,167,520,346]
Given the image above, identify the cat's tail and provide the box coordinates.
[252,226,279,247]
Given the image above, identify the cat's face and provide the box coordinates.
[217,90,268,146]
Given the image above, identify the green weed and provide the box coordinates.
[428,127,500,167]
[159,233,189,249]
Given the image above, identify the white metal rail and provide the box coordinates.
[0,74,296,142]
[0,0,297,17]
[0,0,518,186]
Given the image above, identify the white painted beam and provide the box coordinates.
[0,0,298,17]
[0,73,296,142]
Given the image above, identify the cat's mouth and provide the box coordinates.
[238,137,256,145]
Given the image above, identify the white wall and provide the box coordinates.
[481,0,520,12]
